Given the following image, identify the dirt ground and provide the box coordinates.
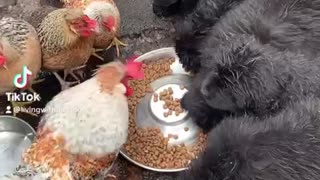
[0,0,180,179]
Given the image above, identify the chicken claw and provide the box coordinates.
[106,174,117,179]
[106,37,127,57]
[64,65,86,81]
[53,72,79,91]
[92,50,105,61]
[32,78,45,84]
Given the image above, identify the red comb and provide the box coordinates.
[121,77,133,96]
[107,16,115,27]
[120,55,144,97]
[82,15,97,29]
[125,86,133,96]
[125,56,144,80]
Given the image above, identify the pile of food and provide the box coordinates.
[124,58,208,169]
[154,86,185,117]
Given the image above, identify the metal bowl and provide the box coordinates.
[120,47,200,172]
[0,116,36,176]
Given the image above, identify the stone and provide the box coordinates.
[0,0,17,8]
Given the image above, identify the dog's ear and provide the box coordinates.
[200,71,219,97]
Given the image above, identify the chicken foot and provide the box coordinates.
[11,101,38,117]
[108,37,127,57]
[64,65,86,81]
[92,50,105,61]
[95,37,127,57]
[106,174,117,179]
[53,72,79,91]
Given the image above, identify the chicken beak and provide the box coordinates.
[94,26,101,34]
[2,64,8,71]
[112,27,116,33]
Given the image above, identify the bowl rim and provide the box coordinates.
[0,115,36,135]
[120,47,190,172]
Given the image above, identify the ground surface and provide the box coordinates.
[0,0,180,179]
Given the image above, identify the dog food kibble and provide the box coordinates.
[157,86,186,117]
[180,85,185,90]
[184,127,189,132]
[125,58,207,169]
[173,135,179,140]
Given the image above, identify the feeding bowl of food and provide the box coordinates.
[0,116,36,176]
[120,47,207,172]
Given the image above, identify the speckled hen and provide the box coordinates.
[2,60,144,180]
[37,8,98,91]
[0,17,42,116]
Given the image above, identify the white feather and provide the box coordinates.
[41,77,128,156]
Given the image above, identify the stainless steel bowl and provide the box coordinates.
[120,47,200,172]
[0,116,36,176]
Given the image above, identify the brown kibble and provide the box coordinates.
[146,87,154,93]
[179,85,185,90]
[184,127,189,132]
[163,104,168,109]
[125,59,207,170]
[153,98,158,102]
[175,111,180,116]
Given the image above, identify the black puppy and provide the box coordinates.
[181,34,320,131]
[180,96,320,180]
[176,0,320,73]
[174,0,244,36]
[152,0,199,17]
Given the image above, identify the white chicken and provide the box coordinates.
[1,60,144,180]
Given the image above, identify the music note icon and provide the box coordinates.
[13,66,32,89]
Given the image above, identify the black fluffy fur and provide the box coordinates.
[179,96,320,180]
[152,0,199,17]
[181,34,320,131]
[180,76,231,132]
[176,0,320,73]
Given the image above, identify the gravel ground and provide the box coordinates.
[0,0,181,179]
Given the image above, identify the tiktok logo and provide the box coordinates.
[13,66,32,89]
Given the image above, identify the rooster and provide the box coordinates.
[0,17,42,116]
[2,59,144,180]
[62,0,127,58]
[37,8,98,90]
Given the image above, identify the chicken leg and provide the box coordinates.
[96,37,127,57]
[106,174,117,179]
[11,101,38,117]
[64,65,87,81]
[53,72,79,91]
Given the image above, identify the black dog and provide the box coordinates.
[181,34,320,131]
[152,0,199,17]
[180,96,320,180]
[176,0,320,73]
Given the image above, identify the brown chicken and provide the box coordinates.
[37,8,98,90]
[0,17,42,116]
[61,0,127,57]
